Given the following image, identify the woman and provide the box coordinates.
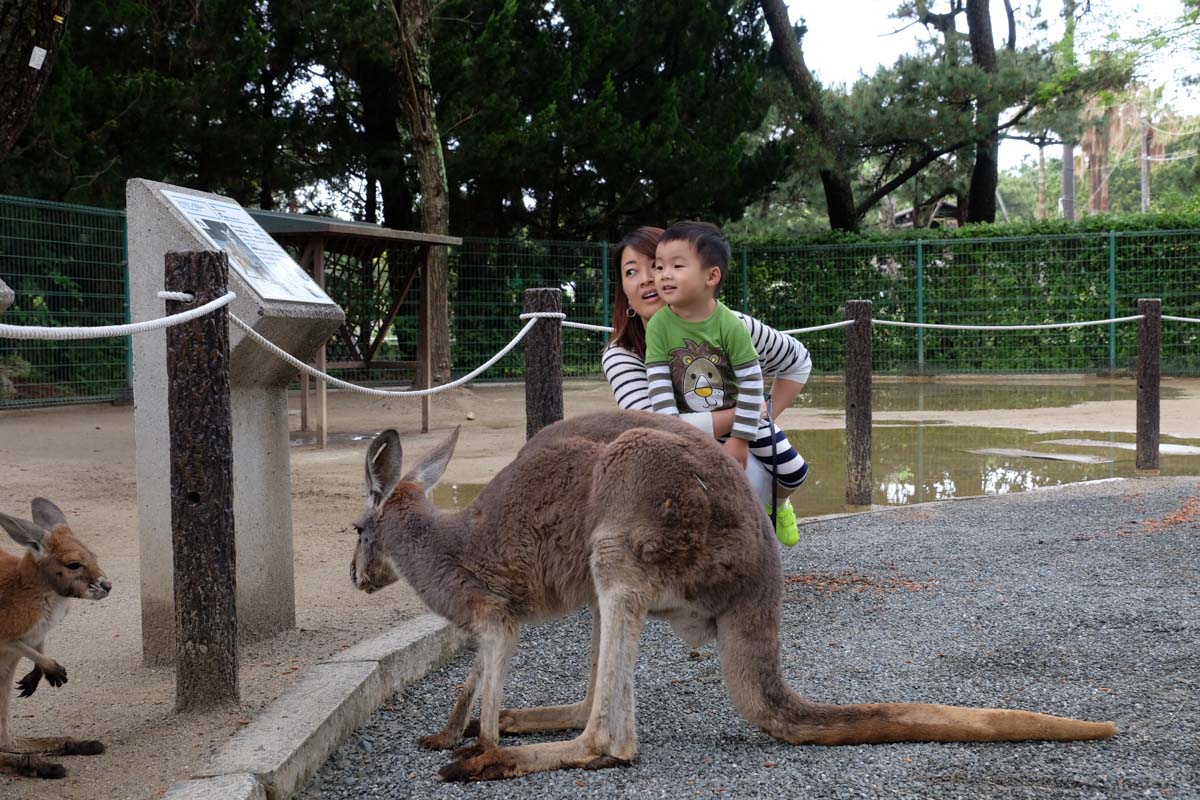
[601,226,812,540]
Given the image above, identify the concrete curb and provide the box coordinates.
[161,613,469,800]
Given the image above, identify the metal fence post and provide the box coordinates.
[1136,298,1161,472]
[845,299,873,506]
[164,251,238,711]
[916,239,925,374]
[1109,232,1118,373]
[524,288,563,440]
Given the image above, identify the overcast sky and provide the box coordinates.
[783,0,1198,168]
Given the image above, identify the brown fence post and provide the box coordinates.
[524,288,563,440]
[1136,298,1161,472]
[165,251,239,711]
[845,299,873,506]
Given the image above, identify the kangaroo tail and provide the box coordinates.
[715,607,1117,745]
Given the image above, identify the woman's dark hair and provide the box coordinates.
[608,226,663,359]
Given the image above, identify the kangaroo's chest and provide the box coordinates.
[19,593,69,645]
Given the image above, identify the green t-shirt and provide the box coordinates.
[644,302,763,439]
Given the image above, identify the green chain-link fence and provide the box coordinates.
[2,192,1198,409]
[0,195,129,407]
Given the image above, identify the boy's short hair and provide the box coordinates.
[659,221,732,296]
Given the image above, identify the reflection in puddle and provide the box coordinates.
[794,379,1182,413]
[429,425,1200,520]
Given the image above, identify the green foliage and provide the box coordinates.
[432,0,784,239]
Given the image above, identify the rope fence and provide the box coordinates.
[0,294,1195,402]
[0,279,1191,499]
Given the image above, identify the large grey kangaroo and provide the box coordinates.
[350,409,1116,782]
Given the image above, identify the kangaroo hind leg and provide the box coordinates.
[439,584,648,781]
[465,602,601,738]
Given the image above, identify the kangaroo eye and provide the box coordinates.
[65,562,82,570]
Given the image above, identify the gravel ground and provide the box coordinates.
[300,476,1199,800]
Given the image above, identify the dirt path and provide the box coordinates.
[1,376,1198,799]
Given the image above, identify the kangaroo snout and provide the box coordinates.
[88,578,112,600]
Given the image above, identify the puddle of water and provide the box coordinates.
[790,425,1200,518]
[427,424,1200,519]
[430,481,487,511]
[792,380,1181,413]
[289,430,380,447]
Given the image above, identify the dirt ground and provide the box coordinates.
[1,375,1199,800]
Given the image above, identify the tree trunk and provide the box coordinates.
[1140,121,1151,212]
[1060,0,1077,220]
[965,0,999,224]
[356,53,415,232]
[1037,145,1047,220]
[760,0,859,232]
[1062,141,1076,218]
[0,0,71,160]
[392,0,451,385]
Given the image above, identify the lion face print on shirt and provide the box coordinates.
[668,339,737,412]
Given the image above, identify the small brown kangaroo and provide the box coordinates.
[350,410,1116,782]
[0,498,111,779]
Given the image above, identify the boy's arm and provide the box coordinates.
[726,312,763,440]
[644,315,679,416]
[730,360,763,438]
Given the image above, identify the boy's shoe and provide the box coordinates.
[767,498,800,547]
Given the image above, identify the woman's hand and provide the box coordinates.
[710,408,736,437]
[722,437,750,467]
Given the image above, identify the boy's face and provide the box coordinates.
[654,239,721,309]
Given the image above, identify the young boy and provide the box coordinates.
[644,221,809,546]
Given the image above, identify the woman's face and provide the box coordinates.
[620,245,664,321]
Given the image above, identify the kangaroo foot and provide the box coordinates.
[583,754,631,770]
[0,752,67,779]
[17,665,43,698]
[437,742,521,782]
[8,736,104,757]
[62,739,105,756]
[464,703,590,737]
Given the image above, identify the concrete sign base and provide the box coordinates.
[128,179,344,665]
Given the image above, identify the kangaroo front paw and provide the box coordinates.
[16,666,43,698]
[417,731,460,751]
[42,662,67,688]
[62,739,104,756]
[437,743,521,782]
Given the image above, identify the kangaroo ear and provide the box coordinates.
[365,429,404,508]
[403,426,460,493]
[0,512,50,554]
[31,498,67,530]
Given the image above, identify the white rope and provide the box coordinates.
[229,313,541,398]
[1164,315,1200,324]
[871,314,1143,331]
[781,320,856,334]
[0,291,236,340]
[562,320,614,332]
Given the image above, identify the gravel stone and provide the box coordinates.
[299,476,1199,799]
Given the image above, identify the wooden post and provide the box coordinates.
[1136,298,1161,472]
[164,251,238,711]
[313,238,328,448]
[845,299,873,506]
[524,288,563,440]
[299,372,309,432]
